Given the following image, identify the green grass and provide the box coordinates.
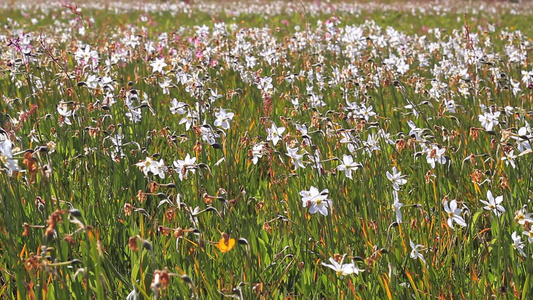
[1,1,533,299]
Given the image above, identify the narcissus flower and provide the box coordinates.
[337,154,361,180]
[409,240,426,264]
[443,199,466,229]
[135,157,167,179]
[300,186,332,216]
[386,166,408,190]
[512,231,526,257]
[267,123,285,146]
[321,255,363,276]
[479,190,505,217]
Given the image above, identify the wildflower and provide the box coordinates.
[0,137,21,176]
[135,157,167,179]
[425,145,446,168]
[286,145,306,170]
[478,111,500,131]
[126,287,139,300]
[444,99,456,113]
[407,120,423,140]
[179,110,197,131]
[479,190,505,217]
[409,240,426,264]
[501,150,517,169]
[321,255,363,276]
[386,166,408,190]
[443,199,466,229]
[512,231,526,257]
[150,58,167,73]
[213,108,234,130]
[57,103,73,126]
[523,229,533,244]
[392,190,403,223]
[173,154,196,181]
[199,125,220,145]
[251,143,265,164]
[300,186,332,216]
[169,99,188,115]
[337,154,361,180]
[267,123,285,146]
[358,103,376,121]
[514,208,533,226]
[364,133,381,155]
[151,269,170,295]
[215,233,235,253]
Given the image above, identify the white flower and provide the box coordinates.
[179,110,197,131]
[386,167,408,191]
[501,150,517,169]
[523,229,533,244]
[251,143,265,164]
[0,138,21,176]
[57,103,73,126]
[478,111,500,131]
[267,123,285,146]
[321,255,363,276]
[409,240,426,264]
[169,99,188,115]
[150,58,167,73]
[425,145,446,168]
[392,190,403,223]
[173,154,197,181]
[213,108,234,130]
[300,186,331,216]
[407,120,423,140]
[514,208,533,226]
[286,145,306,170]
[479,190,505,217]
[337,154,361,180]
[443,199,466,229]
[444,99,456,113]
[512,231,526,257]
[135,157,167,179]
[199,125,220,145]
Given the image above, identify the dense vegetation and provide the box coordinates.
[1,1,533,298]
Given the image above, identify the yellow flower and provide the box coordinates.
[215,233,235,253]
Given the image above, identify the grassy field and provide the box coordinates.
[1,1,533,299]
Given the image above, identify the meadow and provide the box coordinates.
[2,0,533,298]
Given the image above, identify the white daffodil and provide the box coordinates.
[150,58,167,73]
[479,190,505,217]
[443,199,466,229]
[425,145,446,169]
[135,157,167,179]
[392,190,403,223]
[512,231,526,257]
[286,145,306,171]
[409,240,426,264]
[251,143,265,165]
[478,111,500,131]
[501,150,517,169]
[214,108,234,130]
[267,123,285,146]
[300,186,332,216]
[321,255,363,276]
[523,229,533,244]
[386,166,408,190]
[337,154,361,180]
[514,208,533,226]
[173,154,197,181]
